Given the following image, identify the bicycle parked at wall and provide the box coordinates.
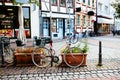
[0,35,14,66]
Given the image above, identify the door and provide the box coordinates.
[43,19,49,37]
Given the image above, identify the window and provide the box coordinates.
[83,15,86,26]
[16,0,29,3]
[83,0,85,3]
[77,15,80,26]
[88,0,90,6]
[88,16,90,26]
[92,0,94,7]
[60,0,66,7]
[51,0,57,5]
[67,0,73,7]
[23,7,30,29]
[23,7,31,38]
[98,3,102,11]
[52,19,57,32]
[105,6,108,14]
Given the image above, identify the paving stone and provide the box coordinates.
[15,78,22,80]
[91,71,97,74]
[21,75,27,78]
[28,77,36,80]
[97,73,104,77]
[80,72,86,75]
[39,74,44,76]
[91,74,98,78]
[80,75,86,78]
[62,72,68,75]
[35,77,42,80]
[57,73,62,75]
[68,72,74,75]
[74,72,80,75]
[22,77,28,80]
[33,74,39,77]
[9,78,16,80]
[14,75,21,78]
[45,73,51,76]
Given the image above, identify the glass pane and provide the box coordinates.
[16,0,29,3]
[23,8,30,18]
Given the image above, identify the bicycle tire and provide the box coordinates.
[63,47,84,68]
[32,47,51,67]
[70,35,78,44]
[4,47,14,64]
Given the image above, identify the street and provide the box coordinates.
[0,34,120,80]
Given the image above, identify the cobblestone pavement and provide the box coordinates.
[0,34,120,80]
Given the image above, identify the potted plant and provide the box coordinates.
[60,40,89,67]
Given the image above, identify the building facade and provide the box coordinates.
[0,0,40,38]
[40,0,75,39]
[97,0,113,35]
[75,0,96,35]
[110,0,120,31]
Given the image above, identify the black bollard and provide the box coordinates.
[98,41,102,66]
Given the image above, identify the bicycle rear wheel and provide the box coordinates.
[63,47,84,68]
[32,47,51,67]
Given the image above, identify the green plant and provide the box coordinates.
[61,41,89,54]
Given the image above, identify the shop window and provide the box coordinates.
[0,6,18,38]
[23,7,30,29]
[60,0,66,7]
[22,7,31,38]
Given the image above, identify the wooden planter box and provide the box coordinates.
[14,47,37,66]
[60,53,87,67]
[14,53,40,66]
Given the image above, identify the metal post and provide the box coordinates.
[98,41,102,66]
[49,0,53,67]
[68,7,71,43]
[49,0,52,40]
[67,0,71,43]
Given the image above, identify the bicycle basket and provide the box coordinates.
[35,38,46,47]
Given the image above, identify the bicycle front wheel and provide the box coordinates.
[70,35,78,44]
[32,47,51,68]
[63,47,84,68]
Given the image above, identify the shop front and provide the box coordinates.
[0,5,31,38]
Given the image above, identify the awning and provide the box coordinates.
[76,7,81,12]
[98,18,114,24]
[87,11,94,16]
